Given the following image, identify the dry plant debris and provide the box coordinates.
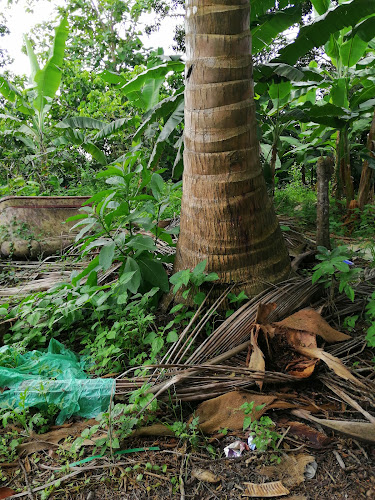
[259,453,316,488]
[191,467,221,483]
[242,480,290,497]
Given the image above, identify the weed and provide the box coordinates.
[241,401,281,452]
[169,416,201,450]
[0,430,23,463]
[312,246,363,302]
[365,291,375,348]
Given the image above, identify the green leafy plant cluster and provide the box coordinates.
[241,401,281,452]
[0,387,61,435]
[312,246,362,302]
[168,416,201,450]
[0,430,23,464]
[365,291,375,348]
[71,382,158,456]
[68,147,180,295]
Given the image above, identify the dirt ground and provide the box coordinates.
[2,393,375,500]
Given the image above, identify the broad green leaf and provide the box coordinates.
[100,70,126,85]
[56,116,106,130]
[82,142,107,165]
[93,118,129,140]
[277,0,375,66]
[351,86,375,109]
[166,330,179,343]
[345,16,375,43]
[193,291,206,305]
[251,0,278,21]
[124,257,141,294]
[170,269,191,293]
[193,260,208,276]
[118,271,136,286]
[252,6,303,55]
[133,89,184,141]
[311,0,330,15]
[117,292,128,305]
[33,17,69,111]
[150,173,165,201]
[149,99,184,168]
[331,78,348,108]
[138,258,169,292]
[282,102,352,128]
[140,76,165,110]
[127,234,155,252]
[0,77,21,102]
[268,81,292,101]
[340,35,368,67]
[24,36,40,81]
[99,242,115,270]
[120,61,184,96]
[72,256,100,286]
[151,336,164,354]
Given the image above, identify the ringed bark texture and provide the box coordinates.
[174,0,291,296]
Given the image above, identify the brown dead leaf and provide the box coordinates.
[255,303,277,324]
[285,329,317,350]
[24,455,31,473]
[247,326,265,389]
[242,481,290,497]
[294,346,365,387]
[279,420,332,449]
[195,391,276,433]
[284,496,307,500]
[285,357,318,378]
[191,467,221,483]
[132,423,175,437]
[17,418,98,455]
[0,487,16,499]
[292,409,375,443]
[274,309,351,343]
[259,453,315,488]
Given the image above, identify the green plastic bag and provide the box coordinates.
[0,339,115,424]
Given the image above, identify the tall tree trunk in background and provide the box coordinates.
[358,110,375,210]
[174,0,291,296]
[335,128,354,206]
[270,143,278,196]
[316,156,333,250]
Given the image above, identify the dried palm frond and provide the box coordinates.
[116,277,321,403]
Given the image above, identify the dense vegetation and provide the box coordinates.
[0,0,375,478]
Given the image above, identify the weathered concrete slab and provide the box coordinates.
[0,196,90,259]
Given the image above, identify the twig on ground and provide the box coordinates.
[179,445,187,500]
[18,459,34,500]
[7,470,83,499]
[333,450,346,469]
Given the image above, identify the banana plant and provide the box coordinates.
[54,115,138,166]
[281,31,375,204]
[0,18,68,179]
[101,55,185,175]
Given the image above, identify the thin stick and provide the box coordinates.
[18,459,34,500]
[7,470,83,498]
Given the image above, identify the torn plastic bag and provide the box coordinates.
[0,339,114,424]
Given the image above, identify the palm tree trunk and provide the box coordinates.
[358,109,375,210]
[174,0,291,296]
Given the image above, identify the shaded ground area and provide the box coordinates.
[2,367,375,499]
[2,415,375,499]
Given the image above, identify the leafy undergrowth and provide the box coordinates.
[1,222,375,498]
